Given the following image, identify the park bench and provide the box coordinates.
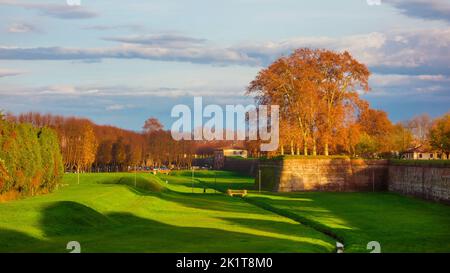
[152,169,171,175]
[158,169,171,175]
[227,189,248,197]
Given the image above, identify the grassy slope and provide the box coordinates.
[0,172,334,253]
[194,170,450,253]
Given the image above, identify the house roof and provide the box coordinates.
[214,146,246,151]
[405,145,433,153]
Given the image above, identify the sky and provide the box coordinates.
[0,0,449,131]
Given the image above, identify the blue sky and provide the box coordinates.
[0,0,449,130]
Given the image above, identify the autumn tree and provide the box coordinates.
[79,123,97,171]
[335,121,361,156]
[0,118,63,198]
[358,106,394,154]
[247,49,321,155]
[389,123,414,154]
[429,113,450,156]
[317,50,370,155]
[355,133,378,158]
[112,137,127,171]
[96,140,113,171]
[247,48,369,156]
[406,114,433,147]
[143,117,163,134]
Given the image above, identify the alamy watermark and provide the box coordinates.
[66,0,81,6]
[170,97,279,151]
[367,0,382,6]
[66,241,81,253]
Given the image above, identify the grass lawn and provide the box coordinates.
[193,171,450,253]
[1,170,449,253]
[0,172,334,253]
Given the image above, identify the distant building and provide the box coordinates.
[402,146,448,160]
[222,149,248,158]
[213,148,248,169]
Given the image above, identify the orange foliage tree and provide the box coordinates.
[247,48,370,156]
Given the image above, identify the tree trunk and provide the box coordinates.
[290,140,294,155]
[303,138,308,156]
[312,138,317,156]
[324,142,329,156]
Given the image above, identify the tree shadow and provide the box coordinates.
[248,194,353,230]
[171,171,255,191]
[111,174,262,214]
[0,200,334,253]
[127,184,281,216]
[0,228,43,253]
[217,217,334,252]
[245,191,450,252]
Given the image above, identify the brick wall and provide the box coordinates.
[257,158,450,203]
[388,163,450,203]
[258,158,388,192]
[223,157,259,176]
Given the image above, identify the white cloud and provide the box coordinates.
[386,0,450,22]
[106,104,126,111]
[0,27,449,75]
[7,22,39,33]
[102,34,207,48]
[368,73,450,98]
[0,43,258,66]
[0,68,25,77]
[235,28,450,74]
[0,0,97,19]
[0,83,248,99]
[371,74,450,86]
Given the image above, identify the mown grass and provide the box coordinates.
[2,170,449,253]
[195,171,450,253]
[0,171,334,253]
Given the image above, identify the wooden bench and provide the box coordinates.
[227,189,248,197]
[152,169,171,175]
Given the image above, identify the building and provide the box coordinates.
[213,148,248,169]
[222,149,248,158]
[402,146,448,160]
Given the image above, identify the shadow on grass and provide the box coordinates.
[125,183,277,216]
[0,201,333,253]
[217,217,334,253]
[108,174,262,214]
[246,192,450,252]
[99,174,164,192]
[171,171,255,191]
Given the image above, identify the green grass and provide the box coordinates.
[246,192,450,253]
[2,170,449,253]
[0,172,334,253]
[196,171,450,253]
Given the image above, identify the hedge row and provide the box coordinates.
[389,159,450,167]
[260,155,352,161]
[0,118,63,197]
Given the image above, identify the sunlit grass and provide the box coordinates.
[3,170,448,253]
[197,171,450,253]
[0,172,334,253]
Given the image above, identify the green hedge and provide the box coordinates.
[389,159,450,167]
[0,118,63,196]
[225,156,258,160]
[260,155,351,161]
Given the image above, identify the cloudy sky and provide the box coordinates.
[0,0,449,130]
